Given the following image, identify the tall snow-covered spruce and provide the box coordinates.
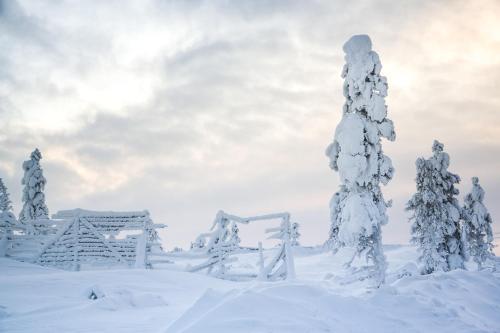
[462,177,494,269]
[406,141,465,274]
[19,149,49,229]
[325,35,395,285]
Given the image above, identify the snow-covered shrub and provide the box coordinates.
[407,140,465,274]
[325,35,395,285]
[462,177,494,269]
[19,149,49,231]
[85,285,105,300]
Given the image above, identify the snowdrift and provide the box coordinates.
[1,246,499,333]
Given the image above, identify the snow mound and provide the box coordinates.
[168,271,500,333]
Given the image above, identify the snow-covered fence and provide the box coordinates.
[3,218,62,261]
[259,215,296,280]
[33,209,167,270]
[7,233,55,262]
[189,211,296,281]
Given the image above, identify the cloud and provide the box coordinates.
[1,0,500,250]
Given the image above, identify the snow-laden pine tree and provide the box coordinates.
[462,177,494,269]
[325,35,395,284]
[19,149,49,228]
[406,141,465,274]
[0,178,12,213]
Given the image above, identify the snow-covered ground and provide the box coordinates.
[1,245,499,333]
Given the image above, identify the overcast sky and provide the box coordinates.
[1,0,499,250]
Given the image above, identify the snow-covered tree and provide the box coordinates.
[406,140,465,274]
[0,178,12,213]
[0,178,16,257]
[462,177,494,269]
[325,35,395,285]
[229,222,241,248]
[19,149,49,228]
[291,222,300,246]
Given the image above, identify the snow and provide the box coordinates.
[334,113,367,186]
[1,245,499,333]
[338,192,380,245]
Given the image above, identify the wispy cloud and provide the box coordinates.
[1,0,499,249]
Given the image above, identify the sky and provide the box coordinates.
[1,0,500,251]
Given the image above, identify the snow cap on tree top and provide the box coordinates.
[416,157,426,169]
[432,140,444,154]
[343,34,372,57]
[469,176,484,201]
[31,148,42,161]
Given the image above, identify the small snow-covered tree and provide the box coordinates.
[0,211,16,257]
[291,222,300,246]
[462,177,494,269]
[0,178,15,257]
[19,149,49,228]
[0,178,12,213]
[407,141,465,274]
[325,35,395,285]
[229,222,241,248]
